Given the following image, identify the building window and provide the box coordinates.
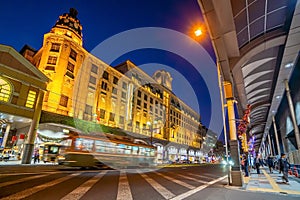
[102,71,109,80]
[67,62,75,73]
[100,109,105,119]
[85,104,92,114]
[25,90,36,108]
[144,102,147,108]
[45,66,55,71]
[47,56,57,65]
[113,76,118,84]
[91,64,98,74]
[59,95,68,107]
[121,91,126,99]
[144,94,148,101]
[136,121,140,129]
[109,112,115,121]
[0,77,12,102]
[89,76,96,85]
[101,81,108,90]
[150,97,153,104]
[137,99,141,106]
[122,82,127,89]
[65,71,74,79]
[137,90,142,97]
[70,49,77,61]
[50,43,61,52]
[119,116,124,124]
[112,87,118,95]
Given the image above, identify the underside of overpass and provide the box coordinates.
[198,0,300,153]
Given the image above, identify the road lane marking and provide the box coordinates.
[138,171,175,199]
[117,171,133,200]
[0,173,53,188]
[60,171,107,200]
[170,172,207,184]
[170,175,227,200]
[154,172,195,189]
[1,173,81,200]
[185,172,214,181]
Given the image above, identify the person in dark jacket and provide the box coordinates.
[255,155,261,174]
[280,153,290,183]
[243,154,249,177]
[267,156,274,173]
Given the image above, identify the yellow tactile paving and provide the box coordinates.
[246,169,300,196]
[262,169,281,191]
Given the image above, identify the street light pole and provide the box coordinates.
[147,121,156,145]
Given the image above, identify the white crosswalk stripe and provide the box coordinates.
[184,172,215,181]
[154,172,195,189]
[138,170,175,199]
[1,173,81,200]
[170,172,207,184]
[117,171,133,200]
[61,171,107,200]
[0,168,226,200]
[0,173,58,188]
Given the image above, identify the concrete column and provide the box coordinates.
[227,99,237,140]
[284,80,300,149]
[1,123,11,148]
[22,90,44,164]
[224,82,242,186]
[272,116,281,156]
[268,133,273,156]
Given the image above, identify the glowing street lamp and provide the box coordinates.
[194,28,203,37]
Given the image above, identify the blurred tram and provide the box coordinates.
[58,132,157,169]
[39,142,63,163]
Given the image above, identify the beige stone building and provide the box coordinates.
[20,8,206,163]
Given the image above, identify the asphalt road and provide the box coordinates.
[0,164,299,200]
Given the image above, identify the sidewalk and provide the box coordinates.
[242,167,300,196]
[0,159,58,166]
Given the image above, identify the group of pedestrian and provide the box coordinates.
[241,152,290,183]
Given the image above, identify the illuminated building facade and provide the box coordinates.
[21,8,206,163]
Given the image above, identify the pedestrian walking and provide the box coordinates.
[267,156,274,173]
[243,154,249,177]
[33,149,40,164]
[280,153,290,183]
[255,156,261,174]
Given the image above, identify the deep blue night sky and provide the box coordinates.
[0,0,220,132]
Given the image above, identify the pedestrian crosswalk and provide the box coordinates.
[0,169,227,200]
[117,171,133,200]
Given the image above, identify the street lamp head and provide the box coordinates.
[194,28,202,37]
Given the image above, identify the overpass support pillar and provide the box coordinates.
[284,80,300,150]
[272,116,281,156]
[224,82,243,186]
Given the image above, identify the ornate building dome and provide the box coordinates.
[53,8,83,38]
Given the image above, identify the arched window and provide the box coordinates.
[286,116,293,135]
[0,77,12,102]
[296,102,300,125]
